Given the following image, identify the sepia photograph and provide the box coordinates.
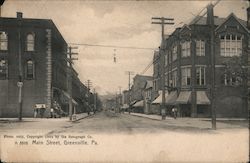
[0,0,249,162]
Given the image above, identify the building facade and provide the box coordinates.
[0,13,88,117]
[159,6,249,118]
[130,74,153,113]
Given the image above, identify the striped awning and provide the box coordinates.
[152,91,169,104]
[133,100,144,107]
[121,104,129,109]
[165,91,178,105]
[175,91,191,104]
[61,90,78,105]
[197,91,210,105]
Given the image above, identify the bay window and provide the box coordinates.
[220,34,242,57]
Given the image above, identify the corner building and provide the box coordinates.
[162,7,249,117]
[0,13,72,117]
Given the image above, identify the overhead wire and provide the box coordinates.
[68,42,155,50]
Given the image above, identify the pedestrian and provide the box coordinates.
[172,107,177,119]
[34,106,38,118]
[50,108,54,118]
[40,105,45,118]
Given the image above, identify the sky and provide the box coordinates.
[1,0,248,95]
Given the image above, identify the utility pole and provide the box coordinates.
[118,86,122,113]
[86,80,92,113]
[115,92,118,113]
[207,4,216,130]
[93,88,96,113]
[67,46,78,121]
[17,12,23,121]
[152,17,174,120]
[125,71,134,114]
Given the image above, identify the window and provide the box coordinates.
[222,73,242,86]
[165,72,168,87]
[165,52,168,66]
[26,34,35,51]
[0,59,7,79]
[27,60,34,79]
[153,80,157,91]
[0,32,8,50]
[196,40,205,56]
[181,41,191,57]
[196,66,205,85]
[172,46,177,61]
[171,70,177,87]
[181,67,191,86]
[220,34,242,57]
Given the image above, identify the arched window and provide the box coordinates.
[27,60,34,79]
[26,34,35,51]
[0,32,8,50]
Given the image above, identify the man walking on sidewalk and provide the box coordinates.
[172,108,177,119]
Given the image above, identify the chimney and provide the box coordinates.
[247,7,250,29]
[17,12,23,19]
[206,4,214,26]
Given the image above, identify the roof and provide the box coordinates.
[189,14,247,27]
[215,13,249,33]
[189,16,226,26]
[0,15,67,45]
[133,75,153,90]
[145,80,153,89]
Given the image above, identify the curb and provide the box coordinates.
[125,113,165,121]
[71,114,94,122]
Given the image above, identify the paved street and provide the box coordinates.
[0,111,248,134]
[0,111,249,162]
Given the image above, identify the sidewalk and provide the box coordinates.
[124,112,247,121]
[0,112,95,123]
[124,112,248,129]
[0,117,70,122]
[124,112,172,120]
[72,112,94,122]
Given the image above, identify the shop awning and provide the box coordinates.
[61,90,70,99]
[133,100,144,107]
[152,91,169,104]
[121,104,129,109]
[175,91,191,104]
[197,91,210,105]
[61,90,78,105]
[130,100,137,105]
[165,91,178,105]
[72,98,78,105]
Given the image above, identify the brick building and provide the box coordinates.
[0,13,88,117]
[130,74,153,113]
[156,5,249,117]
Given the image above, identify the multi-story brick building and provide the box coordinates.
[0,13,88,117]
[156,5,249,118]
